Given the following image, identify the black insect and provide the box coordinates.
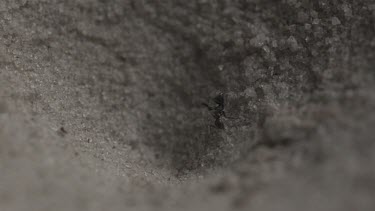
[202,92,227,129]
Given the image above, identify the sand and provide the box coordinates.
[0,0,374,210]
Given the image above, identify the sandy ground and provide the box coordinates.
[0,0,374,210]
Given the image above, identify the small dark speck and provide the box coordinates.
[255,87,265,99]
[129,140,139,149]
[57,127,68,137]
[155,153,160,159]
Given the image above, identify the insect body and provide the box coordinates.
[202,92,227,129]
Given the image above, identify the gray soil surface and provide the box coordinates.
[0,0,374,210]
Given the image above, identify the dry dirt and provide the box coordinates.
[0,0,375,211]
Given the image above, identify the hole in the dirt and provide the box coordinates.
[132,45,233,172]
[9,1,328,176]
